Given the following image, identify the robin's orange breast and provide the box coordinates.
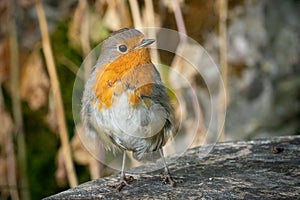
[92,48,155,109]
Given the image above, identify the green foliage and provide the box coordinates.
[24,20,94,199]
[24,106,65,199]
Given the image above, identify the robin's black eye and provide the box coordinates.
[118,45,127,53]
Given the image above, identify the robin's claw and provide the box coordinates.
[161,173,176,187]
[113,176,134,191]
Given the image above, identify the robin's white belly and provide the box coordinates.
[91,92,167,149]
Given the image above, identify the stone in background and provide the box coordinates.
[204,0,300,140]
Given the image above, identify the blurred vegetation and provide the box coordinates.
[0,0,299,199]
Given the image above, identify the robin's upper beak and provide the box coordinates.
[135,39,155,49]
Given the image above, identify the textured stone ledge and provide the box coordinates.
[45,135,300,199]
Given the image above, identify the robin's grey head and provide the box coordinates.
[97,28,155,65]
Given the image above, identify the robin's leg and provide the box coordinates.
[159,148,176,186]
[113,151,133,191]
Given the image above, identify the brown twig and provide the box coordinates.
[78,0,92,81]
[128,0,142,27]
[143,0,155,27]
[144,0,160,64]
[171,0,208,146]
[4,116,19,200]
[218,0,228,142]
[35,0,78,187]
[1,86,19,200]
[78,0,103,179]
[172,0,187,41]
[8,1,30,199]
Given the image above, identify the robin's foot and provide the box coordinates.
[113,176,134,191]
[161,173,176,187]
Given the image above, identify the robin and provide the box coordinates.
[81,28,177,191]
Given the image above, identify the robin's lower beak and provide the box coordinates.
[136,39,155,49]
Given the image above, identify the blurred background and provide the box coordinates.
[0,0,299,199]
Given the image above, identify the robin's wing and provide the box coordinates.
[141,64,177,138]
[123,63,176,137]
[130,64,177,160]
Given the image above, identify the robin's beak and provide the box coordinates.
[135,39,155,49]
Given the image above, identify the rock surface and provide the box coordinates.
[45,136,300,199]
